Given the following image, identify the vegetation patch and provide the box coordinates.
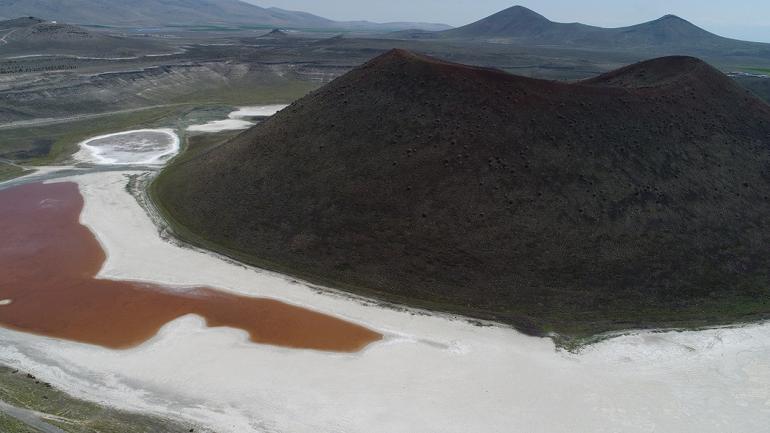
[0,411,41,433]
[740,66,770,75]
[0,161,28,183]
[0,106,185,165]
[0,366,200,433]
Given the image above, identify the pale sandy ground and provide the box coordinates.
[186,118,254,132]
[187,104,288,133]
[0,170,769,433]
[229,105,287,118]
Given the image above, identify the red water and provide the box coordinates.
[0,182,381,351]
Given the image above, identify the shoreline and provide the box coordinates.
[0,168,769,432]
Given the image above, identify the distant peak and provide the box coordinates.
[652,14,694,25]
[499,5,549,20]
[260,28,288,38]
[505,5,539,14]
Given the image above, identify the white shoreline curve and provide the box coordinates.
[228,104,287,118]
[76,129,180,165]
[186,119,254,132]
[186,104,288,133]
[0,170,768,433]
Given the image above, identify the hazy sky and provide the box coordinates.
[260,0,770,42]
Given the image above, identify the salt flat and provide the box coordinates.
[75,129,179,165]
[0,170,768,433]
[229,104,287,118]
[186,104,288,133]
[186,118,254,132]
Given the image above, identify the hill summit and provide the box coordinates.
[155,50,770,337]
[437,5,769,53]
[259,28,289,38]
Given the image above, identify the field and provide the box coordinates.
[0,161,27,182]
[741,66,770,74]
[0,106,184,165]
[0,76,316,168]
[0,366,199,433]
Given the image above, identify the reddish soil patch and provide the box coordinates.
[0,182,381,351]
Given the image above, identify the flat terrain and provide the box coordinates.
[0,160,26,182]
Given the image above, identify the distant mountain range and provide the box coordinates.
[399,5,770,54]
[0,0,450,31]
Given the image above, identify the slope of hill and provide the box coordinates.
[264,6,452,32]
[0,17,167,55]
[154,50,770,338]
[258,28,290,38]
[0,0,449,31]
[0,0,305,27]
[436,5,770,54]
[0,16,44,29]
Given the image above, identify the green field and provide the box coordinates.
[168,75,317,107]
[0,106,186,165]
[0,161,28,183]
[0,366,200,433]
[0,77,318,167]
[740,66,770,74]
[0,412,40,433]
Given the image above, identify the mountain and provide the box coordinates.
[0,0,450,31]
[436,5,770,54]
[263,6,452,32]
[0,16,167,55]
[154,50,770,337]
[258,28,290,38]
[441,5,597,41]
[0,0,320,27]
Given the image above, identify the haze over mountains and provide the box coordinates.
[155,50,770,336]
[405,5,770,55]
[0,0,450,31]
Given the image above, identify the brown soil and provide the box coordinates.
[154,50,770,337]
[0,181,381,351]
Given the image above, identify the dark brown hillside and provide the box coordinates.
[155,50,770,338]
